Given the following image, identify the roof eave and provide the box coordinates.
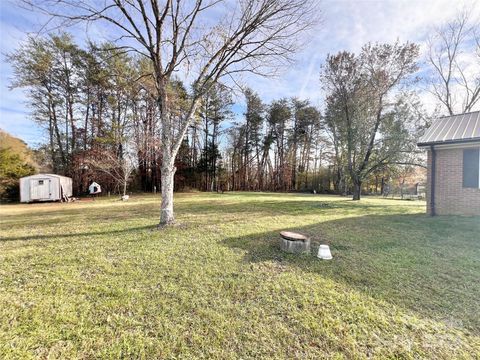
[417,137,480,148]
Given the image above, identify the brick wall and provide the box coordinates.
[426,147,480,215]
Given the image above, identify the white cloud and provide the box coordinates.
[237,0,480,113]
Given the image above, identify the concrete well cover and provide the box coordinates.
[280,231,308,242]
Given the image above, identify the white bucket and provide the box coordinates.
[317,244,332,260]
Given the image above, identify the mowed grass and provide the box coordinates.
[0,192,479,359]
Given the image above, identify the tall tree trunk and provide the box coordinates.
[212,120,218,192]
[47,100,56,172]
[352,179,361,200]
[69,96,76,154]
[65,97,69,160]
[157,84,199,226]
[84,97,90,151]
[231,147,235,190]
[204,105,209,191]
[158,79,176,226]
[160,157,176,225]
[292,119,298,191]
[51,102,66,168]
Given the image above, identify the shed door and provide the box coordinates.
[30,179,51,200]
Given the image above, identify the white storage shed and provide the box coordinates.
[20,174,73,203]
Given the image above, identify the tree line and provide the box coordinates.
[5,3,479,219]
[14,0,319,225]
[6,33,424,198]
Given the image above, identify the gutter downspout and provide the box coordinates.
[430,145,436,216]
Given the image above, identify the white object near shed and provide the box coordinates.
[20,174,72,203]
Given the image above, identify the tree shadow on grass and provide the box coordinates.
[221,213,480,335]
[0,225,157,242]
[0,197,416,231]
[176,198,423,219]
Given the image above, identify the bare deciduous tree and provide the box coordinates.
[321,42,420,200]
[427,11,480,115]
[86,150,135,197]
[23,0,319,225]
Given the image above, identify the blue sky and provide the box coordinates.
[0,0,478,147]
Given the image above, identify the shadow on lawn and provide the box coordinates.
[221,213,480,335]
[175,197,423,218]
[0,196,418,229]
[0,225,156,242]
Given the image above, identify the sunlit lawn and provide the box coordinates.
[1,192,479,359]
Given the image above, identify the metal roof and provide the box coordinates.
[21,173,72,180]
[417,111,480,146]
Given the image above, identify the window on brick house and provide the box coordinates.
[463,148,480,188]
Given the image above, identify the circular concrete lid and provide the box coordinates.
[280,231,308,241]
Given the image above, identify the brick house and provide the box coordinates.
[417,111,480,216]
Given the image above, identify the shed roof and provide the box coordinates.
[417,111,480,147]
[21,173,72,180]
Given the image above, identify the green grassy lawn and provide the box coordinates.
[1,193,479,359]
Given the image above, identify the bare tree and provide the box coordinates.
[86,150,135,197]
[23,0,319,225]
[427,11,480,115]
[321,42,420,200]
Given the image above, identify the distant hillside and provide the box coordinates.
[0,129,37,169]
[0,129,38,201]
